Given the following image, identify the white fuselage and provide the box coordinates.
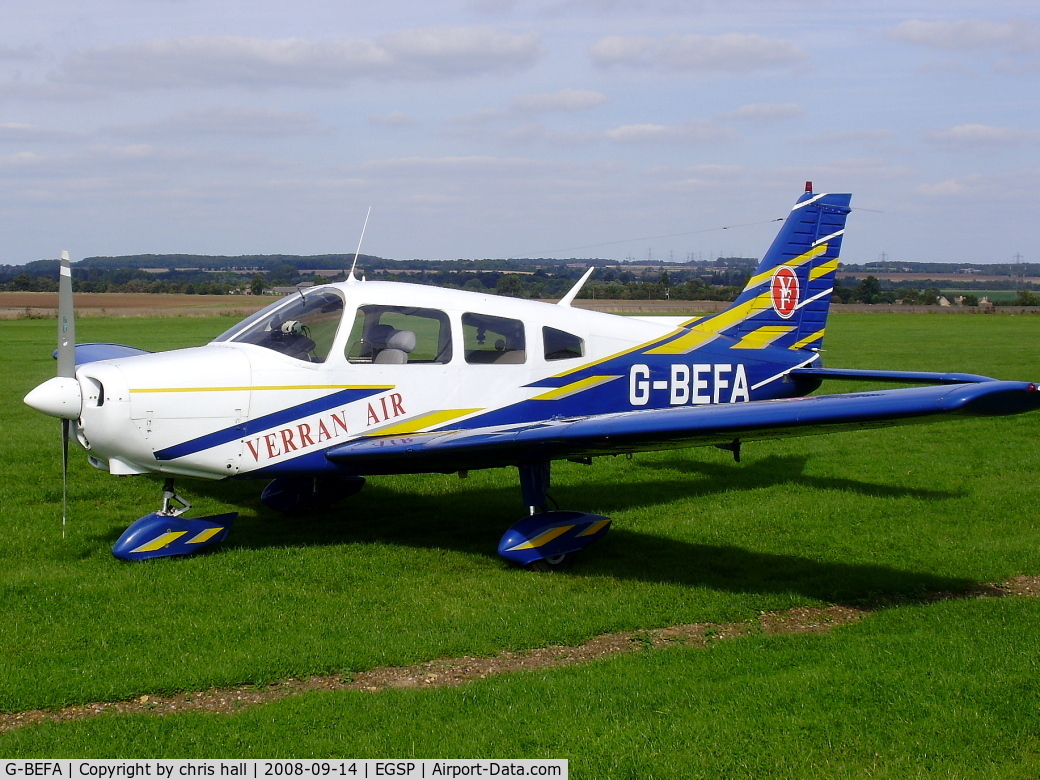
[69,281,681,480]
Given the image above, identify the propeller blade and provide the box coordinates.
[57,250,75,539]
[57,251,76,379]
[62,418,69,539]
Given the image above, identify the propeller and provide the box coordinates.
[22,252,80,537]
[58,251,75,538]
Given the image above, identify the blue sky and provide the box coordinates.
[1,1,1037,266]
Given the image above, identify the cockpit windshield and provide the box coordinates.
[213,288,345,363]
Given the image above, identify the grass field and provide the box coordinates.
[3,312,1040,774]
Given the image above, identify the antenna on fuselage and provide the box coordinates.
[558,266,595,307]
[347,207,372,284]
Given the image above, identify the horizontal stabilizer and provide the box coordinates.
[789,367,997,385]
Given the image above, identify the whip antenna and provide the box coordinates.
[347,207,372,283]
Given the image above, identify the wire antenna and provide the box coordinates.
[348,207,372,283]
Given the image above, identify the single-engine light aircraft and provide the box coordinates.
[24,184,1040,567]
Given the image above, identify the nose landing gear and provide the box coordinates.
[111,478,237,561]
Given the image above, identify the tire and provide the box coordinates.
[526,552,573,572]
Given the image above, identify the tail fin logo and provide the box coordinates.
[770,267,800,319]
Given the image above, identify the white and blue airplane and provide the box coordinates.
[24,184,1040,567]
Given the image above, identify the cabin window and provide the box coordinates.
[462,313,526,365]
[346,305,452,364]
[543,327,584,361]
[214,288,345,363]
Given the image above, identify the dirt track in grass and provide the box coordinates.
[1,576,1036,733]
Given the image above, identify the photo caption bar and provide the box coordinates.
[2,761,567,780]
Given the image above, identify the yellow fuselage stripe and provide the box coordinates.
[651,244,833,354]
[730,326,795,350]
[809,258,839,281]
[644,330,717,355]
[130,384,393,394]
[531,375,620,401]
[791,329,826,350]
[742,243,829,290]
[365,408,483,437]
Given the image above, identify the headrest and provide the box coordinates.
[386,329,416,353]
[366,323,396,348]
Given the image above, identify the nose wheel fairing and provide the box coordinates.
[112,479,237,561]
[112,512,237,561]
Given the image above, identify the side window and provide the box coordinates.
[346,305,452,364]
[543,327,585,361]
[462,313,526,365]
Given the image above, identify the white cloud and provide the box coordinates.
[590,32,807,73]
[0,44,40,62]
[714,103,804,123]
[466,0,520,14]
[55,28,544,90]
[911,171,1040,200]
[509,88,609,113]
[499,122,601,146]
[0,123,81,143]
[0,151,46,169]
[915,176,979,197]
[924,124,1040,147]
[369,111,419,127]
[380,27,543,76]
[447,108,507,125]
[107,106,331,138]
[889,19,1040,56]
[0,81,103,101]
[362,155,552,177]
[797,129,893,145]
[605,119,736,144]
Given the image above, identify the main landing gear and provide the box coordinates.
[497,462,611,571]
[111,478,237,561]
[109,466,610,568]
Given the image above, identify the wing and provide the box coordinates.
[52,342,151,366]
[325,380,1040,475]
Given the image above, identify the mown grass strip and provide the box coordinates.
[5,595,1040,777]
[4,576,1033,736]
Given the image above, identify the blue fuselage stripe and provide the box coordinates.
[153,387,388,461]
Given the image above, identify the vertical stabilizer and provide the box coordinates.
[689,186,851,352]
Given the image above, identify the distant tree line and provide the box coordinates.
[832,276,1039,306]
[6,255,1037,306]
[842,260,1040,277]
[0,254,757,302]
